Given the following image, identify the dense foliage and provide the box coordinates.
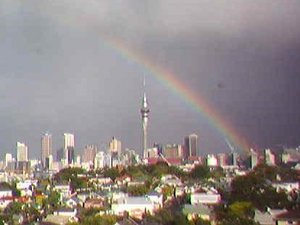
[53,167,87,189]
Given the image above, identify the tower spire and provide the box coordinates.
[141,75,150,158]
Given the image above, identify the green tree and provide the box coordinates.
[228,201,254,218]
[127,185,149,196]
[80,214,117,225]
[53,167,87,190]
[193,218,211,225]
[162,185,174,199]
[42,190,60,214]
[103,167,120,182]
[215,202,258,225]
[190,165,210,180]
[230,172,289,210]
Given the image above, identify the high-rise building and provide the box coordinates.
[229,151,238,166]
[144,147,159,158]
[56,148,64,162]
[250,149,258,169]
[141,79,150,158]
[265,149,276,166]
[163,144,183,158]
[63,133,75,165]
[82,145,97,163]
[109,137,121,156]
[184,133,198,159]
[46,154,53,170]
[64,133,75,149]
[65,147,75,165]
[5,153,14,167]
[217,153,227,167]
[206,154,218,167]
[41,133,52,168]
[94,151,111,169]
[16,142,28,162]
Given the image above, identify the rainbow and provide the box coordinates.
[103,36,250,153]
[45,10,250,153]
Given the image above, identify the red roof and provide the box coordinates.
[276,210,300,221]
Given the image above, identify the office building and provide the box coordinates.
[41,133,52,168]
[250,149,258,169]
[265,149,276,166]
[65,147,75,165]
[184,133,198,159]
[82,145,97,163]
[5,153,13,167]
[64,133,75,165]
[64,133,75,149]
[217,153,227,167]
[56,148,64,162]
[16,142,28,162]
[163,144,183,159]
[109,137,121,157]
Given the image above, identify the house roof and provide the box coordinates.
[70,196,81,203]
[254,210,274,225]
[182,204,212,215]
[116,218,140,225]
[56,207,76,212]
[120,196,152,205]
[147,191,161,197]
[276,210,300,221]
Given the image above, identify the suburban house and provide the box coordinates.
[84,198,105,209]
[53,184,72,200]
[275,209,300,225]
[272,181,299,193]
[182,204,215,224]
[190,192,221,205]
[111,196,156,219]
[146,191,163,208]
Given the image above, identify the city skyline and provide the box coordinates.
[1,1,300,157]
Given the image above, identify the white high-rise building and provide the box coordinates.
[109,137,122,156]
[64,133,75,149]
[265,149,276,166]
[94,151,111,169]
[16,142,28,162]
[250,149,258,169]
[64,133,75,165]
[207,154,218,167]
[41,133,52,168]
[48,154,53,170]
[5,153,13,167]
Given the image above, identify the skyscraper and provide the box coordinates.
[109,137,121,157]
[250,149,258,169]
[64,133,75,165]
[141,79,150,158]
[82,145,97,163]
[184,133,198,159]
[265,149,276,166]
[16,142,28,162]
[64,133,75,149]
[41,132,52,168]
[66,147,75,165]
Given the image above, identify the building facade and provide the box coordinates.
[41,133,52,168]
[184,133,198,159]
[16,142,28,162]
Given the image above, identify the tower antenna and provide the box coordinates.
[141,74,150,158]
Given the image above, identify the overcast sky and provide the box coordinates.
[1,0,300,158]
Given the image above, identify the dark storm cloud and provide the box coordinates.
[0,0,300,158]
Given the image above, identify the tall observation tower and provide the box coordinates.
[141,78,150,158]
